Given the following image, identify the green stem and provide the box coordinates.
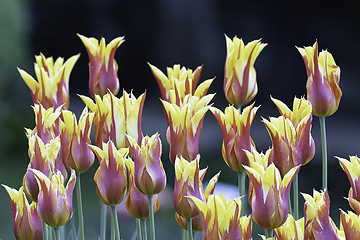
[319,116,327,191]
[111,205,121,240]
[136,218,142,240]
[54,227,60,240]
[237,171,246,215]
[265,228,273,238]
[288,193,293,216]
[48,227,54,240]
[100,202,107,240]
[141,218,147,240]
[293,173,299,220]
[184,228,188,240]
[147,195,155,240]
[76,173,84,240]
[42,221,48,240]
[186,218,193,240]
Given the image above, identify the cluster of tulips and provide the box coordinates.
[2,31,360,240]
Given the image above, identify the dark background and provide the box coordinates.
[0,0,359,239]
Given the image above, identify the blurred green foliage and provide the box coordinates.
[0,0,34,239]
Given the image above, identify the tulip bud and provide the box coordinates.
[224,35,266,107]
[89,140,128,206]
[78,34,125,97]
[2,185,43,240]
[31,168,76,227]
[297,40,342,117]
[125,133,166,195]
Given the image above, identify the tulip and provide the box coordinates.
[271,96,312,127]
[224,35,267,107]
[220,203,252,240]
[125,133,166,195]
[24,104,62,144]
[149,63,213,105]
[18,53,79,110]
[124,158,160,219]
[23,135,60,202]
[297,40,342,117]
[274,214,304,240]
[337,156,360,215]
[302,189,342,240]
[31,168,76,227]
[188,194,251,240]
[62,107,94,174]
[243,155,300,230]
[210,103,259,172]
[340,210,360,240]
[24,104,68,181]
[2,185,43,240]
[175,169,220,233]
[89,140,129,206]
[173,155,205,219]
[161,94,214,164]
[80,90,145,148]
[126,133,166,240]
[78,34,125,97]
[263,97,315,177]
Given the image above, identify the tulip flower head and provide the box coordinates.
[302,189,342,240]
[2,185,43,240]
[23,135,60,202]
[25,104,62,144]
[263,97,315,177]
[62,107,95,174]
[162,93,214,164]
[337,156,360,215]
[18,53,79,110]
[244,153,300,229]
[125,158,160,219]
[31,168,76,227]
[224,35,267,107]
[175,167,220,232]
[340,210,360,240]
[274,214,304,240]
[149,63,214,106]
[80,90,145,148]
[188,194,251,240]
[78,34,125,97]
[210,103,259,172]
[125,133,166,195]
[297,40,342,117]
[173,155,206,219]
[89,140,129,206]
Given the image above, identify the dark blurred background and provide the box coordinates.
[0,0,359,239]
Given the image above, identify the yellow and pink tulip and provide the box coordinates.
[210,103,259,172]
[31,168,76,227]
[338,156,360,215]
[89,140,129,206]
[80,90,145,148]
[62,107,95,174]
[125,158,160,219]
[2,185,43,240]
[263,97,315,177]
[244,151,300,230]
[302,190,342,239]
[18,53,79,110]
[161,94,214,164]
[297,40,342,117]
[224,35,267,107]
[125,133,166,195]
[78,34,125,97]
